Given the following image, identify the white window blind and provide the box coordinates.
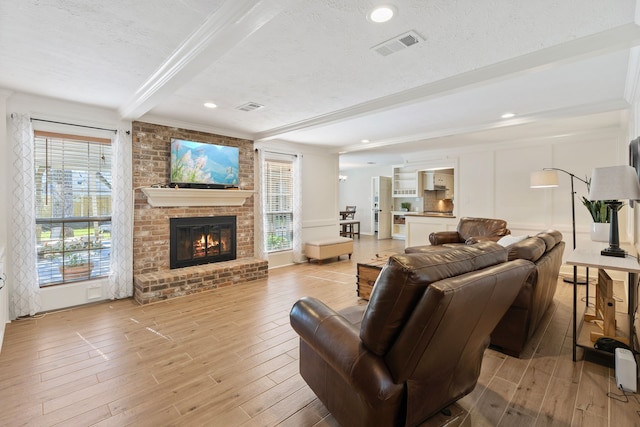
[264,156,294,252]
[34,131,112,286]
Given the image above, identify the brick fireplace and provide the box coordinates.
[131,121,267,304]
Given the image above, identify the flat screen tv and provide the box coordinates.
[170,138,239,188]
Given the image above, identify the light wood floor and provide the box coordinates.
[1,235,639,426]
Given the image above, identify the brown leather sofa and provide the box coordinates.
[428,217,511,245]
[407,230,565,358]
[290,243,535,427]
[489,230,565,356]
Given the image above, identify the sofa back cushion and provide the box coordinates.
[457,217,510,242]
[384,259,535,425]
[359,242,507,356]
[536,230,563,251]
[385,259,534,380]
[528,239,564,335]
[506,236,546,262]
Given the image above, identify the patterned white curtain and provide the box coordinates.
[108,129,133,299]
[292,154,305,263]
[255,149,267,260]
[9,114,41,318]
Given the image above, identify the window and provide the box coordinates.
[264,157,294,252]
[34,131,112,286]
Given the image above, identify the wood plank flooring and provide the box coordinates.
[0,235,639,426]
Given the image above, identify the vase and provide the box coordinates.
[590,222,609,242]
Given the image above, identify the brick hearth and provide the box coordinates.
[133,257,268,305]
[132,121,267,304]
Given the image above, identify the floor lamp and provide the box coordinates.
[530,168,589,284]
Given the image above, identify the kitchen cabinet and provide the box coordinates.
[392,211,406,239]
[444,174,454,199]
[424,172,454,199]
[424,172,447,190]
[393,165,418,197]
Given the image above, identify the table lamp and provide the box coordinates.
[588,165,640,257]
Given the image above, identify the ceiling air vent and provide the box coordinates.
[372,30,424,56]
[236,102,264,112]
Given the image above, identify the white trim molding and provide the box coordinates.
[141,188,254,207]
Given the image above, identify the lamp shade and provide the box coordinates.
[588,165,640,201]
[530,170,559,188]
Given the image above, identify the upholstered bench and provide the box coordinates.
[305,237,353,264]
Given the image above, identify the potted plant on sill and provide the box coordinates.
[581,178,623,242]
[59,252,94,280]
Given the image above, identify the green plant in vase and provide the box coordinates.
[64,252,89,267]
[581,177,623,242]
[400,202,411,212]
[581,179,624,223]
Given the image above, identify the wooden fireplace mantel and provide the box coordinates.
[140,187,254,207]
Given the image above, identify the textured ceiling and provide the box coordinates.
[1,0,639,168]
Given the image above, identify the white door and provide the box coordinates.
[378,176,392,239]
[371,177,379,234]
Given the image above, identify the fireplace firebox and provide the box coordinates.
[170,216,236,269]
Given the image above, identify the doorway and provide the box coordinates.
[372,176,392,239]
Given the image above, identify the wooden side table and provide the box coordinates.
[356,253,395,300]
[583,268,619,343]
[566,241,640,362]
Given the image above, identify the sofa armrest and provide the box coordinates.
[429,231,462,245]
[290,297,401,401]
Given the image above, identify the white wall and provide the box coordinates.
[254,140,340,268]
[340,129,628,275]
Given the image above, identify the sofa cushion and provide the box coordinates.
[506,236,546,262]
[404,245,460,254]
[360,242,507,356]
[536,230,563,251]
[457,217,510,242]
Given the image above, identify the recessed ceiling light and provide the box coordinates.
[204,102,217,109]
[368,5,396,23]
[501,112,515,119]
[361,139,370,143]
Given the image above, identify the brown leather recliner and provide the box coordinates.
[290,243,535,427]
[428,217,510,245]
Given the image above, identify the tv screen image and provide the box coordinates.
[170,138,239,187]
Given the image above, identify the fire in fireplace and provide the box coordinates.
[170,216,236,269]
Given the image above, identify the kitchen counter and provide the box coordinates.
[405,211,455,218]
[403,213,458,248]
